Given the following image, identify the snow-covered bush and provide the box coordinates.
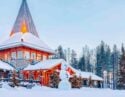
[69,75,83,88]
[49,71,60,88]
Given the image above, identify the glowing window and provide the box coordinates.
[11,52,16,59]
[17,51,23,59]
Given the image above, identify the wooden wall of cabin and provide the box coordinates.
[21,64,61,86]
[22,70,49,86]
[0,46,50,62]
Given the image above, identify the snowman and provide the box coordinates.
[58,63,71,90]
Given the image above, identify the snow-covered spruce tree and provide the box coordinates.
[117,45,125,89]
[78,55,86,71]
[69,75,83,88]
[96,41,112,77]
[82,45,90,72]
[111,45,120,89]
[49,71,60,88]
[52,45,66,60]
[96,41,106,77]
[78,45,94,72]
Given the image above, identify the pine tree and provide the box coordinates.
[105,46,111,72]
[96,41,113,77]
[78,55,86,71]
[111,45,119,89]
[49,71,60,88]
[83,45,90,71]
[86,54,91,72]
[89,50,96,73]
[69,75,83,88]
[96,41,106,77]
[53,45,66,60]
[117,44,125,89]
[70,50,78,69]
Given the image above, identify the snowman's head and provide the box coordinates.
[61,64,67,70]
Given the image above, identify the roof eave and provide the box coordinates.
[0,42,55,54]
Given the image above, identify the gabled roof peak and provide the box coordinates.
[10,0,39,37]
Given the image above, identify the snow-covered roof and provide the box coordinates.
[66,64,103,81]
[75,71,103,81]
[24,59,65,70]
[0,33,54,54]
[0,61,14,70]
[24,59,103,81]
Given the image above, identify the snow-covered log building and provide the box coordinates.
[0,0,103,87]
[23,59,103,86]
[0,0,54,69]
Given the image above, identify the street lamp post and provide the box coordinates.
[103,70,107,88]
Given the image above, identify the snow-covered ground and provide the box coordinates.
[0,83,125,97]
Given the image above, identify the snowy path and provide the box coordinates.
[0,84,125,97]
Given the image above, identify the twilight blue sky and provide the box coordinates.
[0,0,125,53]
